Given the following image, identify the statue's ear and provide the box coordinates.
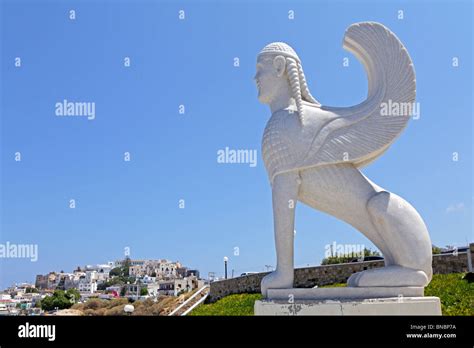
[273,56,286,77]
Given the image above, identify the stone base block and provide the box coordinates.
[267,286,424,300]
[254,296,442,315]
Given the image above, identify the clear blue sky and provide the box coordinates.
[1,0,472,289]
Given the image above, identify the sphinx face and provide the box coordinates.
[255,56,282,105]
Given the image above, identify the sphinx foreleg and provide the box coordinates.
[260,171,301,297]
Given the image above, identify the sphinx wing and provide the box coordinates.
[302,22,416,168]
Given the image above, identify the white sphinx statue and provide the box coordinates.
[255,22,433,298]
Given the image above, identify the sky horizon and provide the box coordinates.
[1,0,473,289]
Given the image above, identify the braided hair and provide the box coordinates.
[286,58,304,122]
[286,58,321,123]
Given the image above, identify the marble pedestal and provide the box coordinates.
[254,287,441,316]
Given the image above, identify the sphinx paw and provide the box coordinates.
[261,270,294,298]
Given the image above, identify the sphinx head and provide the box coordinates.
[255,42,320,114]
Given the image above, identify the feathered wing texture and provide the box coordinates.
[302,22,416,168]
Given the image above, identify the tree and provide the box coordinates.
[99,276,135,291]
[140,287,148,296]
[110,258,131,277]
[122,257,131,276]
[432,245,442,255]
[97,283,107,291]
[109,267,122,277]
[41,290,74,311]
[66,289,80,304]
[321,248,381,265]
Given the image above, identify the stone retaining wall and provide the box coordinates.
[208,244,473,303]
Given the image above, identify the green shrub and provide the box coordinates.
[425,273,473,316]
[189,293,262,316]
[41,290,75,311]
[321,247,381,265]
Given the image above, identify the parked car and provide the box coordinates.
[240,272,258,277]
[440,247,468,254]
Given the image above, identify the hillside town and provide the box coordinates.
[0,258,205,316]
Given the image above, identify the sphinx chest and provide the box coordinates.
[261,108,332,183]
[262,111,305,182]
